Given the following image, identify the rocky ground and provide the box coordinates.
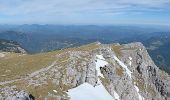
[0,42,169,100]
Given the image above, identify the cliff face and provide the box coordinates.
[0,42,169,100]
[100,42,170,100]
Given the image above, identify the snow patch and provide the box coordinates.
[53,90,57,93]
[129,61,132,67]
[95,55,108,78]
[129,57,132,67]
[67,82,114,100]
[134,85,145,100]
[129,57,132,61]
[113,56,132,78]
[96,55,105,60]
[113,91,120,100]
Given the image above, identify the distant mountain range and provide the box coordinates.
[0,24,170,73]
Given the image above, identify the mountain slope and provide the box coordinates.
[0,42,169,100]
[144,33,170,73]
[0,39,26,53]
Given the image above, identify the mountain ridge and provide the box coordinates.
[0,42,169,100]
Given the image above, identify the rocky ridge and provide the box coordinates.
[0,39,26,53]
[0,42,169,100]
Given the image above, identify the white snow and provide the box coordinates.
[0,53,5,58]
[96,55,105,60]
[134,85,145,100]
[53,90,57,93]
[129,57,132,60]
[129,61,132,67]
[129,57,132,67]
[67,82,114,100]
[113,91,120,100]
[95,55,108,78]
[113,56,132,78]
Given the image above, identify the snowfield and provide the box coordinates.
[67,82,114,100]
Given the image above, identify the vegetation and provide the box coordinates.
[0,52,57,81]
[116,67,124,77]
[147,85,156,97]
[133,76,145,92]
[100,76,110,86]
[111,45,122,57]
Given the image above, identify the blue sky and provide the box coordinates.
[0,0,170,25]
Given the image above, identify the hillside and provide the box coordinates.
[0,42,169,100]
[144,33,170,73]
[0,39,26,53]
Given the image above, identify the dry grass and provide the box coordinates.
[12,79,71,100]
[99,76,110,86]
[147,85,156,97]
[0,52,58,81]
[27,81,70,99]
[111,45,122,57]
[66,42,100,52]
[133,77,145,92]
[116,67,124,77]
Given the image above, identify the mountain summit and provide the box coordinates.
[0,42,169,100]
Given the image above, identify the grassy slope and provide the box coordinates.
[0,43,100,99]
[0,43,100,82]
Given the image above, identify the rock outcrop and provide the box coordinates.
[0,39,26,53]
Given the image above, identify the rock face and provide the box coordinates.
[0,42,169,100]
[0,39,26,53]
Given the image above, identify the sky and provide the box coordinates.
[0,0,170,25]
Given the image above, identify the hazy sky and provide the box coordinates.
[0,0,170,25]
